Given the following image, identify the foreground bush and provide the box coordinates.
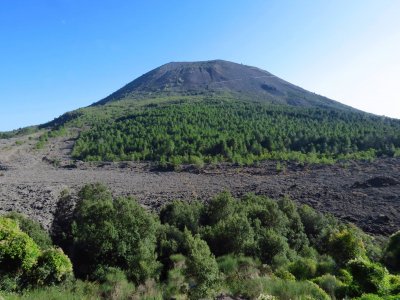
[4,212,52,250]
[0,217,72,292]
[71,183,159,284]
[383,231,400,273]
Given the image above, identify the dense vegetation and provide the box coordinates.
[2,184,400,299]
[70,97,400,165]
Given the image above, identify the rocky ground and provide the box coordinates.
[0,133,399,235]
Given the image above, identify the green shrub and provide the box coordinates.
[328,227,366,264]
[242,194,288,234]
[354,294,383,300]
[298,204,336,251]
[3,280,101,300]
[165,254,189,299]
[217,255,261,282]
[312,274,346,299]
[230,277,330,300]
[203,214,255,256]
[0,217,73,292]
[95,267,135,300]
[28,248,73,286]
[156,224,185,277]
[383,231,400,273]
[0,217,40,272]
[160,200,203,233]
[4,212,52,250]
[274,268,296,281]
[347,258,389,296]
[204,191,236,226]
[387,274,400,294]
[288,257,317,280]
[278,197,309,251]
[71,184,159,284]
[183,229,220,299]
[257,229,289,264]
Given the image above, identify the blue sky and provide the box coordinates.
[1,1,399,131]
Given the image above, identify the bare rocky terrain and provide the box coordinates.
[0,133,399,236]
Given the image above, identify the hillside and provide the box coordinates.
[94,60,354,111]
[34,60,400,166]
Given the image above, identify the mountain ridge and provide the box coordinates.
[94,60,356,112]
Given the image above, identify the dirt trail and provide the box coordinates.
[0,134,399,235]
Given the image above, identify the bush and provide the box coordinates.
[383,231,400,273]
[230,277,330,300]
[354,294,383,300]
[203,214,255,256]
[156,224,185,278]
[71,184,159,284]
[278,197,309,251]
[313,274,346,299]
[242,194,288,233]
[347,258,389,296]
[0,217,40,273]
[95,267,135,300]
[0,217,73,292]
[29,248,73,286]
[160,200,203,233]
[183,229,220,299]
[4,212,52,250]
[165,254,189,299]
[328,227,366,265]
[204,191,236,226]
[217,255,261,282]
[288,257,317,280]
[257,229,289,264]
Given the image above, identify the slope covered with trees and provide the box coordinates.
[70,97,400,165]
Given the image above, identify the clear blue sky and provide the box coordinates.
[1,0,399,131]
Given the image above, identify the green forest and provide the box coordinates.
[1,183,400,299]
[70,98,400,166]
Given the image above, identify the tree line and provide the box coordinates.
[71,99,400,165]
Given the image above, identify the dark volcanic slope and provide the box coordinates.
[95,60,354,111]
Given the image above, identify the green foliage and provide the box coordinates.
[203,214,255,256]
[298,204,337,252]
[312,274,346,299]
[288,257,317,280]
[0,217,73,292]
[229,276,330,300]
[1,280,101,300]
[183,229,220,299]
[70,97,400,163]
[160,200,203,233]
[328,227,367,265]
[95,267,135,300]
[0,218,41,273]
[256,229,289,264]
[28,248,73,287]
[354,295,384,300]
[71,183,159,284]
[347,258,390,296]
[156,224,186,277]
[278,197,309,251]
[164,254,189,299]
[4,212,52,250]
[383,231,400,273]
[203,191,236,226]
